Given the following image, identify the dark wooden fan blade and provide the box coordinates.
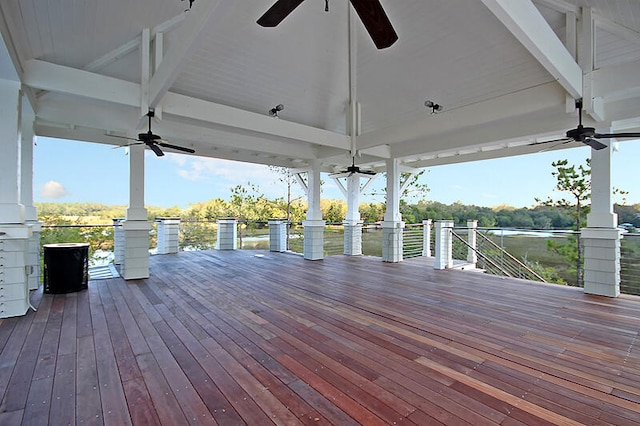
[360,169,377,175]
[593,132,640,139]
[583,138,607,150]
[147,142,165,157]
[257,0,305,27]
[158,142,196,154]
[349,0,398,49]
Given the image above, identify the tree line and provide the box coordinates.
[35,198,640,229]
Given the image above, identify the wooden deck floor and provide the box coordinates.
[1,250,640,425]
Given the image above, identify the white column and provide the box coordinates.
[216,218,238,250]
[156,217,180,254]
[268,219,287,252]
[422,219,432,257]
[303,160,325,260]
[467,220,478,267]
[382,158,404,262]
[343,173,362,256]
[21,111,41,290]
[123,145,150,280]
[0,80,31,317]
[434,220,454,270]
[582,142,621,297]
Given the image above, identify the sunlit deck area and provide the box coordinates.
[1,250,640,425]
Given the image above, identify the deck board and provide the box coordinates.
[1,250,640,424]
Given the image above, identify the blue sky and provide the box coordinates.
[33,136,639,209]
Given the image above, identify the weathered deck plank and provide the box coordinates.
[0,250,639,425]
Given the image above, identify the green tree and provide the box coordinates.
[536,159,591,287]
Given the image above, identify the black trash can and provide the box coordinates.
[43,243,90,294]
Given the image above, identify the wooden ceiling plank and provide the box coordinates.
[148,0,228,109]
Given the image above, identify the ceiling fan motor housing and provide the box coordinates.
[566,125,595,142]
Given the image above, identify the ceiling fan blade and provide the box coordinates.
[360,169,377,175]
[593,132,640,139]
[147,142,165,157]
[158,142,196,154]
[349,0,398,49]
[583,138,608,150]
[111,141,144,149]
[257,0,305,27]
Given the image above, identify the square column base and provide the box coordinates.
[303,220,325,260]
[381,221,404,263]
[157,218,180,254]
[26,221,42,290]
[268,219,287,252]
[0,224,32,318]
[122,220,151,280]
[217,218,238,250]
[581,227,621,297]
[343,222,363,256]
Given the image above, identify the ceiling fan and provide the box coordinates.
[109,110,196,157]
[546,99,640,151]
[257,0,398,49]
[331,156,376,177]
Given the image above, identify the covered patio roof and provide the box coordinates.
[1,0,639,172]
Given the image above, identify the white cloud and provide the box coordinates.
[40,181,69,199]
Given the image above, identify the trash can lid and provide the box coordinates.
[43,243,90,248]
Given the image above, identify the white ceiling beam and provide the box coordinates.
[24,59,140,107]
[148,0,229,109]
[163,92,349,150]
[481,0,582,99]
[22,59,349,150]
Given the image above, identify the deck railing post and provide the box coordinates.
[422,219,432,257]
[434,220,454,270]
[268,219,287,252]
[157,217,180,254]
[467,220,478,267]
[113,218,125,268]
[217,218,238,250]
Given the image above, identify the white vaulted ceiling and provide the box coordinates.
[1,0,639,172]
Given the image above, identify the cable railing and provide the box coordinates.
[37,220,639,295]
[471,229,546,282]
[621,233,640,295]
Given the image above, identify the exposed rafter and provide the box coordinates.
[481,0,582,99]
[22,59,349,151]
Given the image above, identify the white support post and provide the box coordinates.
[382,158,404,262]
[21,111,41,290]
[156,217,180,254]
[303,160,325,260]
[0,81,31,317]
[268,219,287,252]
[123,145,150,280]
[582,141,621,297]
[434,220,454,270]
[343,173,362,256]
[467,220,478,267]
[422,219,432,257]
